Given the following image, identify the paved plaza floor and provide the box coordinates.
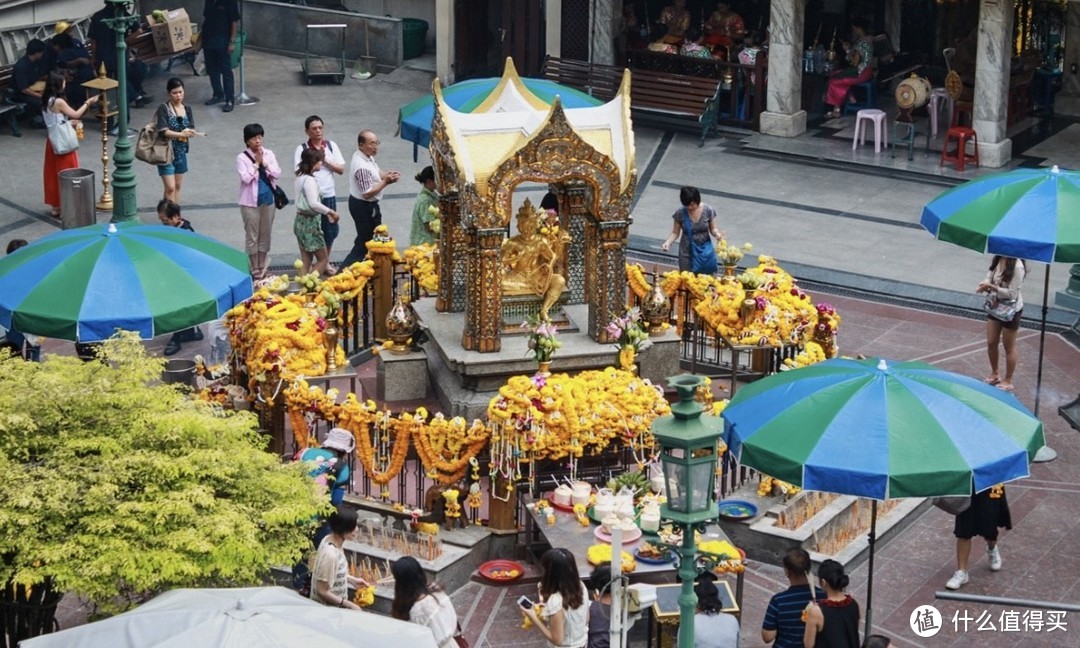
[5,50,1079,646]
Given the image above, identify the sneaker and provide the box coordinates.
[222,101,234,113]
[945,570,969,590]
[988,547,1002,571]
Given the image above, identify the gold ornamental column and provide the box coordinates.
[587,217,630,343]
[435,192,461,312]
[462,226,504,352]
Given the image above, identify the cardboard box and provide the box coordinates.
[146,9,192,55]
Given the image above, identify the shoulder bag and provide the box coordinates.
[983,290,1018,323]
[135,121,173,166]
[246,151,289,209]
[683,209,718,275]
[46,101,79,155]
[933,496,971,516]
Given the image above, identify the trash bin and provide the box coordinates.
[230,31,247,69]
[163,358,197,388]
[402,18,428,60]
[58,168,96,230]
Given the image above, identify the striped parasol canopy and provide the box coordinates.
[0,222,252,342]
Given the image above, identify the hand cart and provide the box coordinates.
[302,24,347,85]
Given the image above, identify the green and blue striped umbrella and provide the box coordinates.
[722,357,1043,638]
[0,223,252,342]
[722,357,1044,499]
[920,165,1080,263]
[921,164,1079,426]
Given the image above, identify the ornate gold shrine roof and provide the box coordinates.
[432,59,635,197]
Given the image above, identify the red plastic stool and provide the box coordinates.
[940,126,980,171]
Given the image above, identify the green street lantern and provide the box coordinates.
[103,0,140,222]
[651,374,724,648]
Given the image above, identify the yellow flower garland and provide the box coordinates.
[403,243,440,295]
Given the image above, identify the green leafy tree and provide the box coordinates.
[0,334,327,616]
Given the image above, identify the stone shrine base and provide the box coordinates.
[413,300,682,420]
[718,484,930,571]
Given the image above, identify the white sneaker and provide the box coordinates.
[946,570,969,590]
[988,547,1002,571]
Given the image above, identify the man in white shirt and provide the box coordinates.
[341,130,399,268]
[294,115,345,267]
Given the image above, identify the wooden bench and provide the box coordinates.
[630,69,722,147]
[541,56,624,102]
[0,65,25,137]
[542,56,723,146]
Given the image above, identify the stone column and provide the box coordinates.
[972,0,1014,167]
[435,192,465,312]
[586,216,629,343]
[461,226,504,352]
[546,0,563,59]
[435,0,454,84]
[759,0,807,137]
[591,0,616,66]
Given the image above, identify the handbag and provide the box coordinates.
[983,292,1018,323]
[683,209,718,275]
[46,103,79,155]
[933,496,972,516]
[452,623,468,648]
[135,122,173,165]
[246,151,288,209]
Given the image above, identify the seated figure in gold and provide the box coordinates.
[501,200,568,321]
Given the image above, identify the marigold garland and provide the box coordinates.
[413,411,490,484]
[226,261,376,398]
[403,243,439,295]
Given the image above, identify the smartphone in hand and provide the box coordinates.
[517,595,534,610]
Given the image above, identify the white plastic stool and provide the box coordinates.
[928,88,954,138]
[853,109,888,153]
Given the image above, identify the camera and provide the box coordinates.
[517,595,534,610]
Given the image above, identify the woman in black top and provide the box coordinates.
[804,560,860,648]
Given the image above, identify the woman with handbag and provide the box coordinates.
[976,255,1024,392]
[660,186,724,274]
[155,77,197,205]
[294,148,339,277]
[391,556,463,647]
[235,123,281,280]
[41,72,98,218]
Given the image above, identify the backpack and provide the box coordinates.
[135,122,173,166]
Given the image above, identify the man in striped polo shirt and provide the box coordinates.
[761,548,825,647]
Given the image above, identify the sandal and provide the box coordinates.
[996,383,1015,393]
[163,339,182,356]
[983,377,1000,386]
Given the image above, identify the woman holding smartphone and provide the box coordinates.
[521,548,589,648]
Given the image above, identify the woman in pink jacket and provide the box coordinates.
[235,123,281,279]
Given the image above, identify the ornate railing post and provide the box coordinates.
[587,216,629,342]
[462,226,504,352]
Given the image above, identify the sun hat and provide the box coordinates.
[322,427,356,453]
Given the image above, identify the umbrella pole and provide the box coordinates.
[1034,265,1057,462]
[864,500,877,640]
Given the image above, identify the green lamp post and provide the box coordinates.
[652,374,724,648]
[102,0,140,222]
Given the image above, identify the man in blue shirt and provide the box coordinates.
[762,548,825,647]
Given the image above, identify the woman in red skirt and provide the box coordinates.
[41,72,98,218]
